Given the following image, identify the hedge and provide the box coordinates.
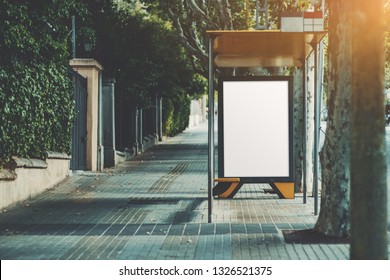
[162,94,191,137]
[0,63,74,164]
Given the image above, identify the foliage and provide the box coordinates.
[81,0,206,137]
[0,0,86,164]
[77,26,96,46]
[145,0,319,78]
[0,64,74,162]
[162,95,191,137]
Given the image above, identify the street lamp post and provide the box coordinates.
[71,16,95,58]
[72,16,76,58]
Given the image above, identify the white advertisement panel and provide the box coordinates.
[219,77,293,181]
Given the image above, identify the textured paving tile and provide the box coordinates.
[0,122,389,260]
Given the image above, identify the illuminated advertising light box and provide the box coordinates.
[218,76,294,183]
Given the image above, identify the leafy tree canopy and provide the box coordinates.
[143,0,321,77]
[78,0,206,109]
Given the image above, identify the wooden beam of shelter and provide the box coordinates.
[207,30,327,68]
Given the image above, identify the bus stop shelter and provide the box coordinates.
[206,30,327,222]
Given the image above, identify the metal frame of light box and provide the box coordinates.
[218,76,294,184]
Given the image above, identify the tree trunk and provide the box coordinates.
[350,0,387,259]
[293,67,304,192]
[305,52,315,193]
[315,0,351,237]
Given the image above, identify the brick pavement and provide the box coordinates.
[0,122,389,260]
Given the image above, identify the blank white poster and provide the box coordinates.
[222,80,290,178]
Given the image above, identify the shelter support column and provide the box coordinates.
[312,41,320,215]
[208,36,215,223]
[302,59,307,204]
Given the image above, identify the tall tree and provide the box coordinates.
[81,0,204,108]
[350,0,387,259]
[316,1,388,249]
[147,0,320,78]
[145,0,236,77]
[315,0,352,237]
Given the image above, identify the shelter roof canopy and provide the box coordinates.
[206,30,327,68]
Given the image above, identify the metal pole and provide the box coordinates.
[72,16,76,59]
[303,60,307,204]
[208,36,215,224]
[155,93,159,138]
[111,81,116,152]
[98,71,103,171]
[139,108,143,153]
[135,108,139,154]
[159,98,163,141]
[313,42,320,215]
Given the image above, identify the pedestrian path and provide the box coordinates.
[0,122,388,260]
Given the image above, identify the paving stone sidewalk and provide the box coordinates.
[0,122,389,260]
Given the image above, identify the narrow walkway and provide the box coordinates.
[0,123,388,260]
